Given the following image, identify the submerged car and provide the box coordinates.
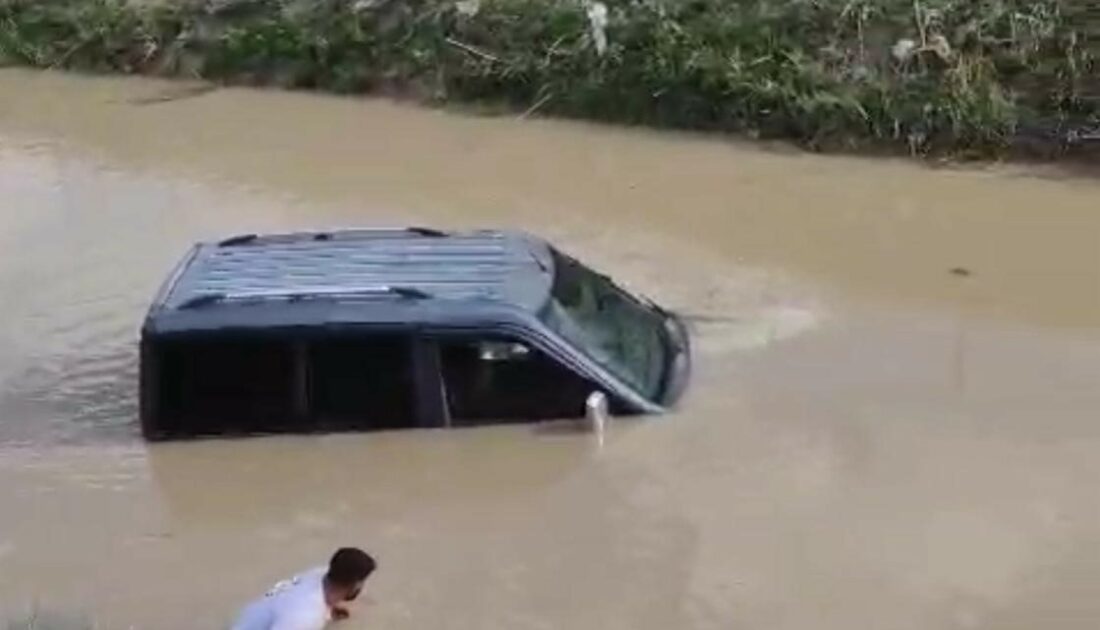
[139,228,691,439]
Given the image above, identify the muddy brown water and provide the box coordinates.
[0,68,1099,629]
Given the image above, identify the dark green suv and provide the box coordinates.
[140,228,691,438]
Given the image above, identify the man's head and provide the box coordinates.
[323,547,376,607]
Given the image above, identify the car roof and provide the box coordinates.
[144,228,556,335]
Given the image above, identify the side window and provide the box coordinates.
[308,334,417,430]
[157,337,297,435]
[153,333,419,436]
[439,337,596,424]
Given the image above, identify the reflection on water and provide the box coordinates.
[0,69,1099,629]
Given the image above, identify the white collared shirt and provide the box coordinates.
[232,567,331,630]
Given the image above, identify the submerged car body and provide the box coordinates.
[139,228,691,439]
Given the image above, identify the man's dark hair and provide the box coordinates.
[327,547,376,587]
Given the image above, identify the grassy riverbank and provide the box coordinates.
[1,0,1097,158]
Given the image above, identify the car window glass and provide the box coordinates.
[156,337,298,435]
[309,335,417,430]
[153,333,417,436]
[438,338,595,424]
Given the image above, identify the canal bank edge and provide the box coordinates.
[0,0,1097,160]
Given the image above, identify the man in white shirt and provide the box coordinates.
[232,547,377,630]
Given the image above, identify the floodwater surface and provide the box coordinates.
[0,69,1098,630]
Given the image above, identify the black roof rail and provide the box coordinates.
[315,227,449,239]
[217,228,447,247]
[217,233,258,247]
[406,226,449,237]
[177,286,431,310]
[177,293,226,310]
[380,286,432,299]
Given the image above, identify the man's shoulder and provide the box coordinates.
[268,567,328,629]
[267,566,326,596]
[234,566,329,630]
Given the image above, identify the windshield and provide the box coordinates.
[540,250,669,401]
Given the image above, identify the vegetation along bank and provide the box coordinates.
[1,0,1099,159]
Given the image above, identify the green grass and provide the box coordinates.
[1,0,1098,158]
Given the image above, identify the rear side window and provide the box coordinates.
[150,333,417,436]
[438,338,596,424]
[156,337,297,435]
[309,336,416,430]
